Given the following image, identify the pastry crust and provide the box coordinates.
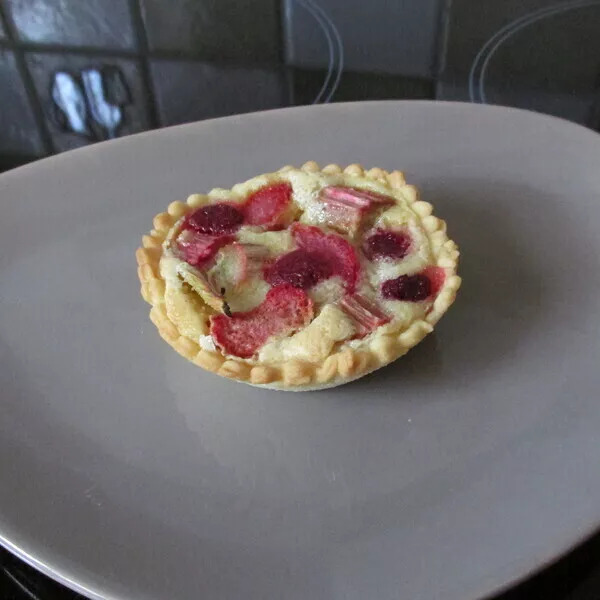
[136,163,461,390]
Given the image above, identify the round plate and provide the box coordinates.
[1,101,600,600]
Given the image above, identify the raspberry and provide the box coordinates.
[243,183,292,228]
[423,266,445,296]
[291,224,360,292]
[381,274,431,302]
[186,203,244,235]
[363,229,411,261]
[265,249,332,290]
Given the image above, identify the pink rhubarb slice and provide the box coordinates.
[175,229,234,267]
[339,294,390,337]
[210,284,314,358]
[321,186,396,208]
[216,243,270,288]
[320,186,395,234]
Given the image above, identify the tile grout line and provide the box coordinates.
[432,0,453,98]
[0,39,287,69]
[275,0,294,106]
[585,68,600,131]
[0,36,142,58]
[274,0,286,65]
[0,0,54,154]
[127,0,159,129]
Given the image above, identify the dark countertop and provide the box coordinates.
[2,531,600,599]
[1,0,600,598]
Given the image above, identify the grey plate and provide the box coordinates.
[1,101,600,600]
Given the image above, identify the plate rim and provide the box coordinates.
[1,99,600,600]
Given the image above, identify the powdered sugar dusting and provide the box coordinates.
[199,335,217,352]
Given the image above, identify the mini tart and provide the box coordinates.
[136,162,461,391]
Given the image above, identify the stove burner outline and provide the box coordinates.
[468,0,600,104]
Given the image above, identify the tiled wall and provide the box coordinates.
[0,0,439,167]
[1,0,599,170]
[437,0,600,128]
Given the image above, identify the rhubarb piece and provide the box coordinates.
[381,273,431,302]
[243,183,293,227]
[320,186,394,235]
[177,262,224,312]
[236,229,294,254]
[210,284,314,358]
[291,224,360,292]
[320,190,363,234]
[321,186,395,208]
[339,294,390,337]
[175,229,234,266]
[186,202,244,235]
[213,243,270,289]
[320,201,363,235]
[362,228,411,261]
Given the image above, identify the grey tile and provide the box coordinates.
[292,69,433,105]
[26,52,150,152]
[140,0,281,63]
[437,80,597,126]
[440,1,600,90]
[441,0,549,82]
[6,0,135,49]
[438,1,600,127]
[0,48,45,155]
[151,60,287,126]
[472,4,600,91]
[284,0,441,78]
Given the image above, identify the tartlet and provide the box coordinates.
[136,162,461,390]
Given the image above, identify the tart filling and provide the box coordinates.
[137,163,461,390]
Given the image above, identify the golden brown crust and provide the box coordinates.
[136,163,461,391]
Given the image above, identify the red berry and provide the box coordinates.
[363,229,411,261]
[291,224,360,292]
[210,284,314,358]
[423,266,445,296]
[381,273,431,302]
[186,203,244,235]
[243,183,292,227]
[265,249,332,290]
